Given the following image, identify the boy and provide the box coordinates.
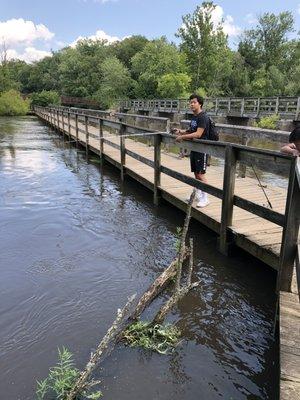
[174,94,210,208]
[281,127,300,156]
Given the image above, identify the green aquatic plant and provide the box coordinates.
[36,347,102,400]
[174,227,182,253]
[123,321,181,354]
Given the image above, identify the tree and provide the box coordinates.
[113,35,149,70]
[157,73,191,98]
[0,89,30,116]
[238,12,294,70]
[31,90,61,106]
[93,56,131,109]
[131,37,186,97]
[176,1,232,95]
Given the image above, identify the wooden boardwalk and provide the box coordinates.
[35,107,300,400]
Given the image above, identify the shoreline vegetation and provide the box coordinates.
[0,2,299,116]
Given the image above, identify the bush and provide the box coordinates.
[157,73,191,98]
[31,90,61,107]
[0,89,30,116]
[254,114,279,130]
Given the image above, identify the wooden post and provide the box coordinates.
[75,113,79,148]
[62,111,65,135]
[256,97,261,118]
[215,98,218,115]
[57,110,60,132]
[219,145,237,255]
[85,115,89,158]
[227,98,231,114]
[99,118,103,160]
[154,133,162,205]
[120,124,126,181]
[275,97,279,115]
[68,111,71,137]
[241,98,245,117]
[277,158,300,292]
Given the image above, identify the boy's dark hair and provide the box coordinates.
[189,94,204,107]
[289,127,300,143]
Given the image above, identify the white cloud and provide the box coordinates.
[70,29,129,47]
[245,13,258,25]
[0,18,54,46]
[6,47,51,63]
[298,4,300,15]
[201,5,242,37]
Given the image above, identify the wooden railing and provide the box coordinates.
[119,96,300,120]
[34,106,300,294]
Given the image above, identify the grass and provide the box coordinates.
[36,347,102,400]
[123,321,181,354]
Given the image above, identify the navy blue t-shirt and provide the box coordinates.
[188,111,209,140]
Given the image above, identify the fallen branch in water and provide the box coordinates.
[66,294,136,400]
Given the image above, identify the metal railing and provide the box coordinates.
[119,96,300,120]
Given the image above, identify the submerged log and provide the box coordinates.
[67,294,136,400]
[130,250,188,321]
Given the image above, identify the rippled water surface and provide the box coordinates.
[0,117,278,399]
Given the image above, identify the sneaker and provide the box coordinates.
[196,198,210,208]
[186,189,202,203]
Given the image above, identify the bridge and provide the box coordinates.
[35,105,299,400]
[119,96,300,120]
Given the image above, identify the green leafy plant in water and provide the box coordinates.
[123,321,181,354]
[36,347,102,400]
[174,227,182,253]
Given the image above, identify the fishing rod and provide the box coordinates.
[98,131,168,140]
[251,164,273,209]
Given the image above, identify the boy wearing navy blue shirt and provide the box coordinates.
[174,94,210,208]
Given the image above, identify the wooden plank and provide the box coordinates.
[120,124,126,181]
[125,149,154,168]
[154,133,162,205]
[220,145,237,254]
[278,158,300,292]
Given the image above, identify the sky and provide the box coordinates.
[0,0,299,62]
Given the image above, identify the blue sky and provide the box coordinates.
[0,0,299,62]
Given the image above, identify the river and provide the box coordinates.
[0,116,278,399]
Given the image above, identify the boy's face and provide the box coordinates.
[190,98,201,113]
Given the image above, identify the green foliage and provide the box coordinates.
[0,89,30,116]
[31,90,61,106]
[254,115,279,130]
[157,73,191,98]
[112,35,149,70]
[1,3,299,101]
[176,1,232,95]
[174,227,183,252]
[36,347,102,400]
[131,37,187,97]
[123,321,181,354]
[93,56,131,109]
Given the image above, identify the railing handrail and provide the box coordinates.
[119,96,300,119]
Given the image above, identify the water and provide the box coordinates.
[0,117,278,399]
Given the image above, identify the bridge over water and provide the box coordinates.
[119,96,300,121]
[35,106,300,400]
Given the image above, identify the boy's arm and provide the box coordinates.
[175,127,205,141]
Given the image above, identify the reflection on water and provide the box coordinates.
[0,116,278,400]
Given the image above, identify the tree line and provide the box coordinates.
[0,1,299,112]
